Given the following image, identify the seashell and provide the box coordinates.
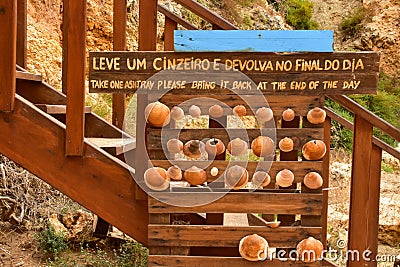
[252,171,271,187]
[233,105,247,117]
[205,138,226,156]
[227,138,248,157]
[282,108,295,122]
[170,106,184,121]
[256,107,274,123]
[239,234,268,262]
[184,166,207,185]
[189,105,201,118]
[166,138,183,154]
[276,169,295,187]
[167,165,182,181]
[279,137,294,152]
[307,107,326,124]
[144,167,170,191]
[251,136,275,158]
[302,140,326,161]
[209,104,224,118]
[266,221,281,228]
[183,140,205,159]
[224,165,248,190]
[210,167,219,177]
[296,237,323,263]
[303,172,323,190]
[145,101,170,127]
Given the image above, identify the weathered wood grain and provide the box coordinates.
[17,0,27,68]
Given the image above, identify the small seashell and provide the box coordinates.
[307,107,326,124]
[210,167,219,177]
[170,106,184,121]
[251,136,275,158]
[266,221,281,228]
[239,234,269,262]
[166,139,183,154]
[302,140,326,161]
[233,105,247,117]
[224,165,248,190]
[276,169,295,187]
[183,140,205,159]
[256,107,274,123]
[303,172,323,189]
[189,105,201,118]
[144,167,170,191]
[227,138,248,157]
[205,138,226,156]
[145,102,170,127]
[296,237,323,263]
[252,171,271,187]
[282,108,295,122]
[209,104,224,118]
[167,165,182,181]
[279,137,294,152]
[184,166,207,185]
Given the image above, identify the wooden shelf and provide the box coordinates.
[36,104,91,114]
[86,137,136,155]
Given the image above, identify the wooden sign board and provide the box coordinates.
[89,51,380,95]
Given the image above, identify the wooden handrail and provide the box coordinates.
[173,0,238,30]
[158,4,197,30]
[328,95,400,142]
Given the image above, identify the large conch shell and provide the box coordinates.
[252,171,271,187]
[144,167,170,191]
[145,101,170,127]
[282,108,295,122]
[296,237,323,263]
[279,137,294,152]
[224,165,248,190]
[183,140,205,159]
[233,105,247,117]
[170,106,184,121]
[184,166,207,185]
[205,138,226,156]
[256,107,274,123]
[307,107,326,124]
[275,169,295,187]
[303,172,323,190]
[209,104,224,118]
[166,138,183,154]
[302,140,326,161]
[167,165,182,181]
[189,105,201,118]
[227,138,248,157]
[239,234,269,261]
[251,136,275,158]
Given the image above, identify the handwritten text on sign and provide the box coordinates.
[88,52,380,95]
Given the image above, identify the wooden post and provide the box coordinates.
[164,17,177,51]
[63,0,87,156]
[17,0,27,68]
[347,115,373,267]
[112,0,127,129]
[0,0,17,112]
[322,115,331,248]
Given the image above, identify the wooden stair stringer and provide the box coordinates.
[0,95,149,245]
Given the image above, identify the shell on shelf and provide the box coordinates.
[282,108,295,122]
[166,138,183,154]
[252,171,271,188]
[302,140,326,161]
[255,107,274,123]
[209,104,224,118]
[184,166,207,186]
[239,234,269,262]
[170,106,184,121]
[227,138,248,157]
[275,169,295,187]
[189,105,201,118]
[183,140,205,159]
[145,101,170,127]
[233,105,247,117]
[279,137,294,152]
[251,136,275,158]
[144,167,170,191]
[303,172,323,190]
[307,107,326,124]
[167,165,182,181]
[210,167,219,177]
[296,237,323,263]
[224,165,248,190]
[205,138,226,156]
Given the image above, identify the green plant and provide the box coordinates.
[279,0,319,30]
[114,241,149,267]
[45,255,77,267]
[340,8,364,37]
[381,162,394,173]
[35,223,69,258]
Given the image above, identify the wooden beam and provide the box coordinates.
[16,70,42,82]
[0,0,17,112]
[157,4,197,30]
[17,0,27,68]
[321,115,331,248]
[347,115,373,267]
[164,17,177,51]
[63,0,87,156]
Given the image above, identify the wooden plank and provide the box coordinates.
[16,79,66,105]
[149,214,170,255]
[86,137,136,155]
[149,193,323,214]
[16,70,42,81]
[63,0,87,156]
[347,115,373,267]
[36,104,91,114]
[148,256,322,267]
[164,17,177,51]
[148,225,322,247]
[157,4,197,30]
[321,116,331,248]
[17,0,27,68]
[150,160,323,183]
[0,0,17,111]
[174,30,334,52]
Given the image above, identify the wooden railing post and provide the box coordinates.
[112,0,127,129]
[0,0,17,112]
[17,0,27,68]
[63,0,87,156]
[347,114,373,267]
[164,17,177,51]
[322,115,331,248]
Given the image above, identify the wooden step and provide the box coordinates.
[16,70,42,82]
[86,137,136,155]
[36,104,91,114]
